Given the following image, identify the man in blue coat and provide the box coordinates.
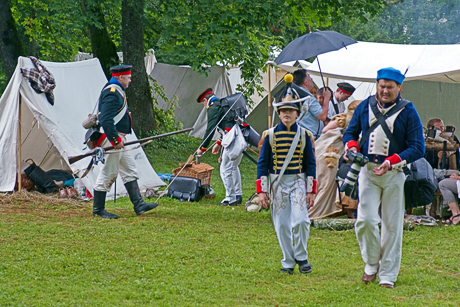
[92,65,158,219]
[343,67,425,288]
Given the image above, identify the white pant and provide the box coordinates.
[94,135,139,192]
[220,148,243,202]
[270,173,310,269]
[356,163,405,285]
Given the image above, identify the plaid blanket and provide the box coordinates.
[20,56,56,105]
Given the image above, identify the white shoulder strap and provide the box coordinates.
[271,127,301,190]
[300,127,306,152]
[269,127,275,149]
[103,84,128,124]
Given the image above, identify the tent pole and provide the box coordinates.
[267,63,272,128]
[18,96,22,192]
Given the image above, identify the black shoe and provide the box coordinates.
[135,202,158,215]
[280,268,294,275]
[296,259,312,274]
[93,210,119,219]
[92,190,118,219]
[236,195,243,204]
[222,200,238,206]
[125,180,158,215]
[217,200,229,206]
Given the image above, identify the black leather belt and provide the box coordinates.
[367,154,388,164]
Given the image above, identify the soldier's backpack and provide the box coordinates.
[404,158,438,213]
[219,92,248,122]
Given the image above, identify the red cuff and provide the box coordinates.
[256,179,263,194]
[216,140,222,146]
[200,147,208,152]
[110,136,123,146]
[384,154,402,165]
[346,140,359,152]
[312,179,317,194]
[225,127,231,132]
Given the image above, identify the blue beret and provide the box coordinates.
[377,67,405,85]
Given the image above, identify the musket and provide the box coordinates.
[68,127,194,165]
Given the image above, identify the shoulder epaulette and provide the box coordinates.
[110,87,116,92]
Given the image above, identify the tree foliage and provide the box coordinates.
[326,0,460,44]
[145,0,388,98]
[2,0,390,129]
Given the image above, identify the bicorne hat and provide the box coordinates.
[273,74,309,113]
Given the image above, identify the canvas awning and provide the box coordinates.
[306,41,460,83]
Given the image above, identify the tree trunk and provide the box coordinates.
[0,0,25,79]
[122,0,156,136]
[80,1,119,80]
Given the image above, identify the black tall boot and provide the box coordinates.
[124,180,158,215]
[24,163,59,193]
[93,190,118,219]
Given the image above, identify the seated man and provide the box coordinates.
[425,117,460,170]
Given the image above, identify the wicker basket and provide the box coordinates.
[172,162,214,185]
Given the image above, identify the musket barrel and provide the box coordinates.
[68,127,193,165]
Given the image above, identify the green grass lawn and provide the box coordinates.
[1,134,459,306]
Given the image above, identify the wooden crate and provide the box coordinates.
[172,162,214,185]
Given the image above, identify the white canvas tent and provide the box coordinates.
[149,63,233,138]
[0,57,165,196]
[305,41,460,126]
[308,41,460,83]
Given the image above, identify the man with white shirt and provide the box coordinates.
[327,82,355,120]
[292,69,331,140]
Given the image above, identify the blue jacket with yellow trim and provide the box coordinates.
[257,122,316,179]
[98,78,132,145]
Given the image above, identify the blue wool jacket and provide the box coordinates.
[257,122,316,179]
[98,78,133,145]
[343,94,425,164]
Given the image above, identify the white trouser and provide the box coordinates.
[270,173,310,269]
[356,163,405,286]
[94,135,139,192]
[220,148,243,202]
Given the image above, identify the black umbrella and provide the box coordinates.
[274,30,357,65]
[266,31,357,128]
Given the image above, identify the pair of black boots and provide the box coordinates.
[93,180,158,219]
[23,161,60,193]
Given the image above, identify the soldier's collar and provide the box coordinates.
[206,95,218,108]
[109,77,125,91]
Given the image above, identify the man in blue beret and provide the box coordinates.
[92,65,158,219]
[343,67,425,288]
